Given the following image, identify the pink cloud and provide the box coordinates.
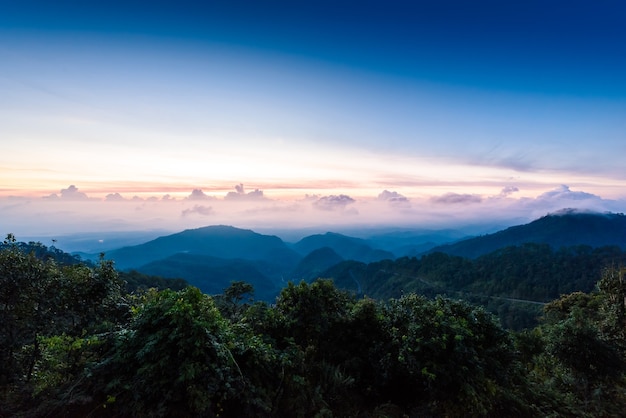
[225,184,266,201]
[431,193,482,204]
[313,194,355,211]
[181,205,215,217]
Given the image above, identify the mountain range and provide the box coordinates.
[97,210,626,301]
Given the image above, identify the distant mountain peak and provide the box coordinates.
[293,232,394,263]
[105,224,298,270]
[546,208,623,218]
[178,225,256,235]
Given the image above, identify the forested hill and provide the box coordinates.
[105,225,301,270]
[0,237,85,266]
[323,243,626,329]
[292,232,394,262]
[100,226,393,300]
[430,210,626,258]
[0,235,188,293]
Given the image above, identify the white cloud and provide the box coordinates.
[536,185,597,201]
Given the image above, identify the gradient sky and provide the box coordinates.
[1,1,626,237]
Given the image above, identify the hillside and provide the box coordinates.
[137,253,278,300]
[430,210,626,258]
[0,238,188,293]
[105,225,301,270]
[362,228,471,257]
[292,232,394,263]
[321,243,626,329]
[95,211,626,306]
[290,246,344,281]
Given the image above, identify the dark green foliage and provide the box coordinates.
[0,237,86,267]
[259,281,359,416]
[94,287,243,417]
[519,267,626,416]
[0,235,57,389]
[274,280,353,349]
[244,280,532,416]
[3,235,626,417]
[214,280,255,321]
[597,266,626,347]
[471,244,622,300]
[324,243,626,329]
[0,235,129,415]
[377,295,528,416]
[119,269,189,293]
[136,252,278,300]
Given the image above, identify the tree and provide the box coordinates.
[95,287,245,417]
[0,236,129,415]
[525,276,626,416]
[215,280,255,321]
[0,234,58,391]
[265,280,356,417]
[379,294,525,416]
[273,280,353,350]
[597,265,626,347]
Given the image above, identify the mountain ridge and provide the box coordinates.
[292,232,394,262]
[428,209,626,258]
[137,253,278,300]
[105,225,301,270]
[95,210,626,301]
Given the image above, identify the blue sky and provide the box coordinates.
[1,0,625,235]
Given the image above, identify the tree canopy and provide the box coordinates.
[1,236,625,417]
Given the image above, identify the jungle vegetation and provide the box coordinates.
[1,234,625,417]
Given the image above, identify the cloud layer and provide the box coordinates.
[2,184,625,239]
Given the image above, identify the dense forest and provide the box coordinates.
[1,234,626,417]
[324,243,626,330]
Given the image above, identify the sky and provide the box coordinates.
[1,0,626,239]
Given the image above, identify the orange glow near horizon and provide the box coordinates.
[7,151,626,199]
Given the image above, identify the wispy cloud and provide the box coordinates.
[181,205,214,217]
[243,204,301,215]
[431,193,482,205]
[498,186,519,197]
